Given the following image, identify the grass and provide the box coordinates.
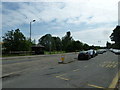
[44,51,65,55]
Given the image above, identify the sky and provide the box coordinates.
[1,0,119,46]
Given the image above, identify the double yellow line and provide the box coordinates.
[88,71,120,88]
[109,71,120,88]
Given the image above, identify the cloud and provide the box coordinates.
[30,26,114,46]
[1,0,119,46]
[72,26,114,46]
[2,0,119,28]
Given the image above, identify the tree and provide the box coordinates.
[110,26,120,49]
[66,40,84,52]
[73,41,83,51]
[38,34,54,51]
[2,29,32,52]
[52,37,62,51]
[106,41,112,49]
[38,31,91,52]
[110,26,120,43]
[62,31,74,51]
[83,43,89,50]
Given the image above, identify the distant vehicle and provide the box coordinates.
[114,50,120,55]
[87,49,95,58]
[97,49,106,54]
[110,49,120,55]
[109,48,114,53]
[94,50,98,56]
[78,51,91,60]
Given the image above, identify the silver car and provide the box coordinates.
[87,49,95,58]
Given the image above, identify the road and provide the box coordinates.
[2,51,120,88]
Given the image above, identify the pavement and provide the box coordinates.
[2,51,120,88]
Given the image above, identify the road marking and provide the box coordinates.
[73,69,79,72]
[88,84,104,88]
[105,64,111,68]
[112,65,117,68]
[109,64,113,68]
[109,71,120,88]
[100,61,118,68]
[56,74,66,77]
[84,65,88,68]
[58,77,69,81]
[56,74,69,81]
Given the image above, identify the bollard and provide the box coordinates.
[58,54,65,64]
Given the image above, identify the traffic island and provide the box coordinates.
[58,53,77,64]
[58,54,65,64]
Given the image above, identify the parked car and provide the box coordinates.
[87,49,96,58]
[110,49,120,55]
[114,50,120,55]
[94,50,98,56]
[78,51,91,60]
[97,49,106,54]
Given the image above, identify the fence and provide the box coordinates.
[2,51,35,56]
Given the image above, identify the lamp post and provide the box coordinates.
[30,20,36,42]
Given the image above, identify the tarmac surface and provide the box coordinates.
[2,51,120,88]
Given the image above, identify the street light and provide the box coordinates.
[30,20,36,42]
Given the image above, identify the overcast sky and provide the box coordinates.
[1,0,119,46]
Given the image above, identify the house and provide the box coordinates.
[31,44,45,55]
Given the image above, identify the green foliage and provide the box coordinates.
[52,37,62,51]
[89,45,103,50]
[83,43,89,50]
[106,41,112,49]
[38,31,92,52]
[110,26,120,43]
[3,29,102,53]
[38,34,62,51]
[38,34,54,51]
[62,31,74,51]
[3,28,105,55]
[111,43,120,49]
[110,26,120,49]
[2,29,32,52]
[65,40,84,52]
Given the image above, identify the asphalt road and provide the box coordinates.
[2,53,77,75]
[2,51,120,88]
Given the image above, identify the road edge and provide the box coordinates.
[108,71,120,88]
